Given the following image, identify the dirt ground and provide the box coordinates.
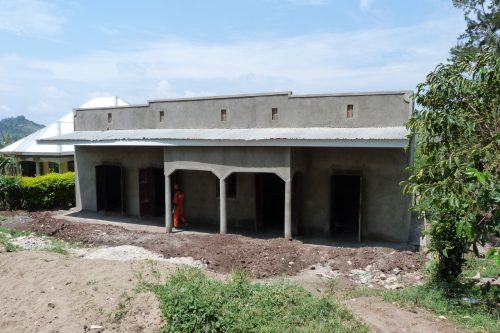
[346,297,467,333]
[1,210,468,333]
[2,211,425,280]
[0,250,168,333]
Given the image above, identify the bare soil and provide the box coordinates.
[2,211,425,280]
[0,250,169,333]
[0,211,473,333]
[346,297,467,333]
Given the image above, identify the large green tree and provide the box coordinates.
[404,49,499,280]
[450,0,500,59]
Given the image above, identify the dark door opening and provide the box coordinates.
[139,168,165,217]
[255,173,285,231]
[96,165,124,213]
[19,161,36,177]
[331,174,361,239]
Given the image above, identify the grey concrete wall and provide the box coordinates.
[74,144,411,242]
[75,146,163,215]
[178,170,256,228]
[298,147,410,242]
[74,92,411,131]
[164,146,291,180]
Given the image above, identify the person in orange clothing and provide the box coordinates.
[173,184,186,229]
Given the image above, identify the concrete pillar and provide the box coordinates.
[165,173,172,233]
[284,179,292,239]
[58,162,64,174]
[35,161,40,176]
[219,177,227,234]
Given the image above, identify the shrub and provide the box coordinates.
[0,176,23,210]
[0,172,75,210]
[152,267,368,333]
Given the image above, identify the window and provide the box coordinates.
[159,111,165,122]
[271,107,279,121]
[220,109,227,122]
[107,113,112,123]
[67,161,75,172]
[347,104,354,118]
[216,174,237,198]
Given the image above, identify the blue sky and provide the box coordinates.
[0,0,465,124]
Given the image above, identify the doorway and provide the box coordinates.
[139,168,165,217]
[255,173,285,231]
[19,161,36,177]
[96,165,124,213]
[330,174,362,240]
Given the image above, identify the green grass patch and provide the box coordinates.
[461,256,500,279]
[152,267,368,333]
[349,258,499,333]
[0,225,79,254]
[0,226,30,252]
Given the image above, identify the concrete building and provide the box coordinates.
[42,91,416,243]
[1,96,128,176]
[1,112,75,176]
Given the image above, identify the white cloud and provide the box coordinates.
[152,80,175,99]
[24,18,462,87]
[0,17,465,123]
[359,0,374,11]
[0,0,65,36]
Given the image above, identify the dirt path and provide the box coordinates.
[346,297,466,333]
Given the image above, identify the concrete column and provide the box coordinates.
[35,161,41,176]
[219,177,227,234]
[165,173,172,233]
[284,179,292,239]
[58,162,64,174]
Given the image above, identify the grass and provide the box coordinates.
[0,225,79,254]
[151,267,368,333]
[349,257,499,333]
[0,226,31,252]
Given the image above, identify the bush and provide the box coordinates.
[0,176,23,210]
[152,267,368,333]
[0,172,75,210]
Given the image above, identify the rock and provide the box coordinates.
[347,260,352,266]
[350,269,367,275]
[310,266,316,270]
[288,261,294,266]
[47,303,55,309]
[386,276,397,283]
[90,325,104,330]
[438,315,447,320]
[384,283,403,290]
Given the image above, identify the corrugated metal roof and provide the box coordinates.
[39,127,408,148]
[1,112,74,156]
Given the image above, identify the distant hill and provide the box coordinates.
[0,116,44,147]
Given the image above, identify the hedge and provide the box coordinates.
[0,172,75,211]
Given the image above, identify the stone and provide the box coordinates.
[47,303,55,309]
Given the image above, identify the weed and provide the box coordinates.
[109,291,133,322]
[349,267,499,333]
[152,267,368,333]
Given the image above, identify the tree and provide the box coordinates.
[403,49,500,280]
[450,0,500,59]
